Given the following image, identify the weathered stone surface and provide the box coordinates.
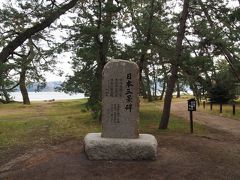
[84,133,158,160]
[84,59,158,161]
[101,59,139,138]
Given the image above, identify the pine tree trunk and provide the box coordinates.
[2,87,10,103]
[19,69,30,105]
[140,76,148,99]
[160,80,166,100]
[159,0,190,129]
[152,64,157,100]
[160,64,167,100]
[176,81,181,98]
[143,66,153,102]
[159,67,178,129]
[137,0,155,98]
[90,0,114,121]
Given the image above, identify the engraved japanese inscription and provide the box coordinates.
[101,60,139,138]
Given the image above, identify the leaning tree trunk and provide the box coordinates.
[159,0,190,129]
[19,69,30,105]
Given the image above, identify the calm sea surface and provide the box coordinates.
[10,92,85,101]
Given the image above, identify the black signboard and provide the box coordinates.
[188,98,196,111]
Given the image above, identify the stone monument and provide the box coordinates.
[84,59,158,160]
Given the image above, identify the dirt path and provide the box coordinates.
[1,102,240,179]
[171,101,240,137]
[1,134,240,180]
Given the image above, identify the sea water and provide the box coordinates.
[10,92,85,101]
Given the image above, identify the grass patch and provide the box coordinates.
[139,99,207,135]
[0,99,100,149]
[0,99,208,155]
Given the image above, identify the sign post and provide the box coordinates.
[233,102,236,115]
[188,98,196,133]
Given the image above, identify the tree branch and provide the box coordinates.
[0,0,79,64]
[0,82,20,91]
[198,0,240,81]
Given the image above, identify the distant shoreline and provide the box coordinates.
[10,92,85,101]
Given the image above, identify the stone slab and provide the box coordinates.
[101,60,139,138]
[84,133,158,160]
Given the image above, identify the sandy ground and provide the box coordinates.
[1,102,240,180]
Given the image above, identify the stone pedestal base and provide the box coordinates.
[84,133,158,160]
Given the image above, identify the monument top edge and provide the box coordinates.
[104,59,139,69]
[106,59,137,64]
